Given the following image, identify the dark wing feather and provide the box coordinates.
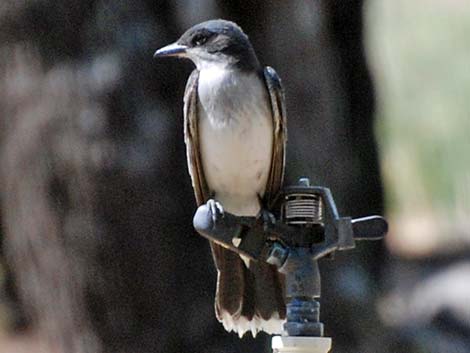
[263,66,287,208]
[183,70,210,205]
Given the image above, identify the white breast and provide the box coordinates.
[198,67,273,216]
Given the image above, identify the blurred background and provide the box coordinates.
[0,1,468,352]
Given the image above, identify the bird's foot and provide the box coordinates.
[206,199,224,224]
[257,208,276,232]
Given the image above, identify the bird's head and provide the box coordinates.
[154,19,259,71]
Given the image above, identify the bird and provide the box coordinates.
[154,19,287,337]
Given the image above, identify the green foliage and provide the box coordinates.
[366,0,470,247]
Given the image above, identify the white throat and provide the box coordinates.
[199,65,237,93]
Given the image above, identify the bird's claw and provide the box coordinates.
[206,199,224,224]
[258,209,276,232]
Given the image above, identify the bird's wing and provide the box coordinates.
[184,69,210,205]
[263,66,287,209]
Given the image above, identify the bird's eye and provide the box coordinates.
[192,34,208,46]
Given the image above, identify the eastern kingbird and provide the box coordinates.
[154,19,287,337]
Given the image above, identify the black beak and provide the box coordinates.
[153,42,188,58]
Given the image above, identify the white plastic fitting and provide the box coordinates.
[272,336,332,353]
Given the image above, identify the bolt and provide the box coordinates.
[266,242,289,268]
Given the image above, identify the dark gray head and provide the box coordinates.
[154,19,260,71]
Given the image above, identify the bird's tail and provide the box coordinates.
[211,243,286,338]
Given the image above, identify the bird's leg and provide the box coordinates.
[258,209,276,232]
[257,195,276,232]
[206,198,224,224]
